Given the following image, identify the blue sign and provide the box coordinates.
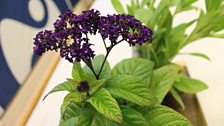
[0,0,78,110]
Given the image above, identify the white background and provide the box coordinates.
[26,0,224,126]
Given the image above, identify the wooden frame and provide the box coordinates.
[0,0,94,125]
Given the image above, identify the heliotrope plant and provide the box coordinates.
[34,9,192,126]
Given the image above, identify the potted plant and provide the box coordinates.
[111,0,224,125]
[33,9,196,126]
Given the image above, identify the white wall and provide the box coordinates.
[26,0,224,126]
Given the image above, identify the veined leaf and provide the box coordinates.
[170,88,185,110]
[150,64,180,103]
[87,88,122,123]
[89,79,106,95]
[144,105,192,126]
[43,81,77,100]
[112,58,154,85]
[121,106,149,126]
[111,0,125,14]
[61,93,81,118]
[72,62,87,81]
[174,75,208,94]
[179,52,211,61]
[106,75,157,106]
[63,101,81,120]
[83,55,111,81]
[90,113,118,126]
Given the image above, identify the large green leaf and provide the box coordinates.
[174,75,208,94]
[72,62,87,81]
[111,0,125,14]
[150,64,180,103]
[144,105,192,126]
[121,106,149,126]
[83,55,111,81]
[43,81,77,100]
[106,75,157,106]
[112,58,154,85]
[87,88,122,123]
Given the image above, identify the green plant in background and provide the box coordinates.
[34,9,194,126]
[112,0,224,110]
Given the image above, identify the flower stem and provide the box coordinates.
[96,39,124,79]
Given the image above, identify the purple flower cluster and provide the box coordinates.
[98,14,153,46]
[33,9,153,63]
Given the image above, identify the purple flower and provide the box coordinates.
[77,81,89,92]
[60,38,95,62]
[33,30,58,55]
[98,14,153,46]
[33,9,153,63]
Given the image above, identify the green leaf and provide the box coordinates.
[43,81,77,100]
[106,75,157,106]
[150,64,180,103]
[121,106,149,126]
[63,101,81,120]
[87,88,122,123]
[90,113,118,126]
[77,104,96,126]
[175,0,197,13]
[61,93,81,119]
[112,58,154,85]
[134,8,153,25]
[174,75,208,94]
[167,20,196,57]
[90,79,106,95]
[111,0,125,14]
[83,55,111,81]
[144,105,192,126]
[126,5,134,16]
[179,52,211,61]
[209,33,224,38]
[205,0,222,12]
[72,62,87,81]
[170,88,185,110]
[60,117,78,126]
